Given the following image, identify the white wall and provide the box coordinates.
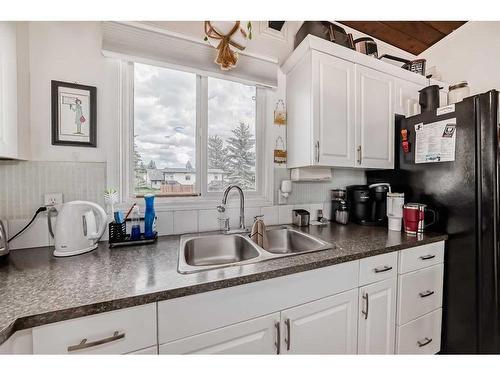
[419,21,500,95]
[28,22,120,163]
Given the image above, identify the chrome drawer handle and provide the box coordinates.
[419,290,435,298]
[417,337,433,347]
[374,265,393,273]
[67,331,125,352]
[420,254,435,260]
[275,322,281,354]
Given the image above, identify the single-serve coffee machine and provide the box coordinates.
[346,183,391,225]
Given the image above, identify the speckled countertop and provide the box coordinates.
[0,223,447,345]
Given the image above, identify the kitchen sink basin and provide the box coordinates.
[178,234,264,273]
[265,228,332,254]
[177,227,333,274]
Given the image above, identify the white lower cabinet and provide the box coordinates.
[159,313,280,354]
[32,304,157,354]
[280,289,358,354]
[357,277,397,354]
[396,309,442,354]
[128,346,158,355]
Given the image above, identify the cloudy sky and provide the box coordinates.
[134,63,256,170]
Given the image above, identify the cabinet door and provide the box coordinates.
[358,277,397,354]
[394,78,422,117]
[0,22,18,159]
[280,289,358,354]
[355,65,394,169]
[312,51,356,167]
[159,313,279,354]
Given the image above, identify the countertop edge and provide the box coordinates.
[0,234,448,346]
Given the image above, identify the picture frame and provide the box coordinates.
[51,80,97,147]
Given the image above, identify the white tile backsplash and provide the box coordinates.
[156,211,174,236]
[278,205,293,224]
[8,216,51,250]
[244,207,262,227]
[309,203,324,221]
[173,210,198,234]
[261,206,279,226]
[198,209,220,232]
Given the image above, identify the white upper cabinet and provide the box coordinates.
[355,65,394,169]
[394,78,422,117]
[282,35,445,170]
[0,22,18,159]
[312,51,356,167]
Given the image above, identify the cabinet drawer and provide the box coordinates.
[127,346,158,355]
[359,251,398,286]
[398,241,444,274]
[32,304,156,354]
[396,309,442,354]
[397,264,443,325]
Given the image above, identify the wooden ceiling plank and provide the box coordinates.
[423,21,466,35]
[380,21,445,46]
[340,21,428,55]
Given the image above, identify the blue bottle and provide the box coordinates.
[144,194,156,239]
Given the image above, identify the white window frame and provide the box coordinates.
[118,60,273,211]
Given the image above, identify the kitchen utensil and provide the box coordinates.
[378,55,426,76]
[346,184,390,225]
[419,85,442,112]
[403,203,436,235]
[48,201,107,257]
[335,200,349,225]
[294,21,354,50]
[0,219,9,259]
[331,189,346,200]
[353,37,378,57]
[448,81,470,104]
[386,192,405,231]
[292,209,310,227]
[369,183,391,225]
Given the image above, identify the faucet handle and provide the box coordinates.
[216,204,226,213]
[218,217,230,232]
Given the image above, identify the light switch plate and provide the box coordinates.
[44,192,63,207]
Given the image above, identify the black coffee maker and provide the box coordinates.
[346,183,391,225]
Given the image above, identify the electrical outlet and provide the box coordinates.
[44,192,63,207]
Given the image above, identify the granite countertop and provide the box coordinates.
[0,223,447,345]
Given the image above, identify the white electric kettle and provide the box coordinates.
[48,201,107,257]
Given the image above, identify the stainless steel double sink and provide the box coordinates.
[178,227,333,274]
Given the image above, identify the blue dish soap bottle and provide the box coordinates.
[144,194,156,239]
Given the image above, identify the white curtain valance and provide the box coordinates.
[102,21,278,88]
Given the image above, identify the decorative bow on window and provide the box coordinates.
[204,21,252,71]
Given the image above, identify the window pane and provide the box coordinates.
[133,63,197,196]
[207,77,257,192]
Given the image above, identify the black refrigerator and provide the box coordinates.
[367,90,499,354]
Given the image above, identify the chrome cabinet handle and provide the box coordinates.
[420,254,435,260]
[315,141,320,163]
[417,337,433,347]
[374,265,393,273]
[285,318,291,351]
[67,331,125,352]
[419,290,435,298]
[357,145,362,165]
[362,292,369,320]
[275,322,281,354]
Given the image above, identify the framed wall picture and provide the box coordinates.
[51,80,97,147]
